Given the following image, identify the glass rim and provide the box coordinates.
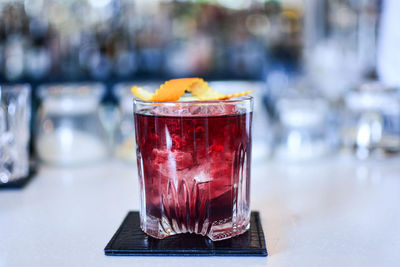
[133,95,253,106]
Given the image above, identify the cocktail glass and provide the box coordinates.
[134,96,253,241]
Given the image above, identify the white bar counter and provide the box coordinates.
[1,156,400,266]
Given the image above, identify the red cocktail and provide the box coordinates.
[134,97,253,241]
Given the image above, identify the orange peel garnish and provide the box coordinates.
[131,78,253,102]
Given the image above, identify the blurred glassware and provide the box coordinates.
[113,81,160,162]
[274,95,334,161]
[342,81,400,159]
[209,81,272,161]
[35,83,108,166]
[0,84,31,184]
[98,102,120,158]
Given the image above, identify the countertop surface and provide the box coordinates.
[1,156,400,267]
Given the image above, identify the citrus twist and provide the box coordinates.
[131,78,253,102]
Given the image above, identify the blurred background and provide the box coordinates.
[0,0,304,83]
[2,0,400,179]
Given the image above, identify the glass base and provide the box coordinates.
[140,213,250,241]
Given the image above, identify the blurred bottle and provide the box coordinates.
[304,0,380,101]
[0,1,302,82]
[377,0,400,87]
[4,36,25,81]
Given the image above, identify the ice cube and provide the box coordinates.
[152,148,169,164]
[188,105,206,115]
[151,105,190,116]
[152,148,193,171]
[150,103,241,116]
[172,150,193,170]
[201,104,239,115]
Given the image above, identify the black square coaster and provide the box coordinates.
[0,166,37,189]
[104,211,267,257]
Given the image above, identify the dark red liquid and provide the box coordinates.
[135,109,252,238]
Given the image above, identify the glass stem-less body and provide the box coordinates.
[134,98,252,241]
